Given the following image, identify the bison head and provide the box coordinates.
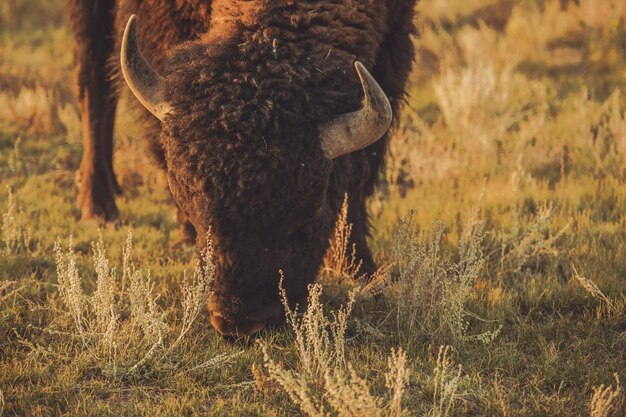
[120,15,391,338]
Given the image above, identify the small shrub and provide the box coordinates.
[57,103,82,144]
[391,212,499,342]
[494,203,569,280]
[280,277,356,381]
[262,280,411,416]
[53,229,215,377]
[434,63,544,148]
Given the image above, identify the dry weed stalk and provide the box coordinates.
[7,136,29,177]
[187,352,243,374]
[54,235,88,342]
[430,346,463,417]
[590,374,622,417]
[167,235,214,355]
[324,194,363,281]
[92,231,117,334]
[0,280,19,303]
[573,268,623,318]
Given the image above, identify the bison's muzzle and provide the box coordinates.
[209,304,282,339]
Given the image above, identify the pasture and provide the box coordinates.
[0,0,625,415]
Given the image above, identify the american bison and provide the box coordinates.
[69,0,418,337]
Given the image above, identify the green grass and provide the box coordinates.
[1,1,625,416]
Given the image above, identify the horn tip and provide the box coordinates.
[124,14,137,35]
[123,15,137,45]
[354,61,366,76]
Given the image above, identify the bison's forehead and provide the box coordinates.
[161,0,389,133]
[160,41,337,241]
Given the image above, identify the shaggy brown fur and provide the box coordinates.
[69,0,418,329]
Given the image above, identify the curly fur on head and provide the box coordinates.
[71,0,418,324]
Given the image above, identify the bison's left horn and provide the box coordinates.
[121,14,169,120]
[320,62,392,159]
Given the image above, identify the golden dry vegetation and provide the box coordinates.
[1,0,625,416]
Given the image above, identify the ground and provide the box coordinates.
[0,0,625,416]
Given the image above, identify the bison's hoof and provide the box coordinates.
[79,201,119,224]
[77,187,119,224]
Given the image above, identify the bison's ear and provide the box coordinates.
[319,62,392,160]
[121,15,170,121]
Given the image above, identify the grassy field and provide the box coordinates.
[1,0,625,415]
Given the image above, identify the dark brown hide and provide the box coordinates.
[69,0,418,335]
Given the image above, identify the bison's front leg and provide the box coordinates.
[75,93,119,221]
[70,0,120,222]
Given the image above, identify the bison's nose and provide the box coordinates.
[210,313,268,339]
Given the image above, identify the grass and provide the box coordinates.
[1,0,626,415]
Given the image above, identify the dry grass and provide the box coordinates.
[573,268,624,320]
[590,374,623,417]
[1,187,33,253]
[2,0,626,415]
[430,346,464,417]
[0,86,57,136]
[323,194,363,282]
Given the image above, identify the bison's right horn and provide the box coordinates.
[319,62,392,159]
[121,14,169,120]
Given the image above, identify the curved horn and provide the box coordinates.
[320,62,392,159]
[121,14,169,120]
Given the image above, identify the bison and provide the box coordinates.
[69,0,418,338]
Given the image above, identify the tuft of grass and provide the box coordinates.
[0,280,18,302]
